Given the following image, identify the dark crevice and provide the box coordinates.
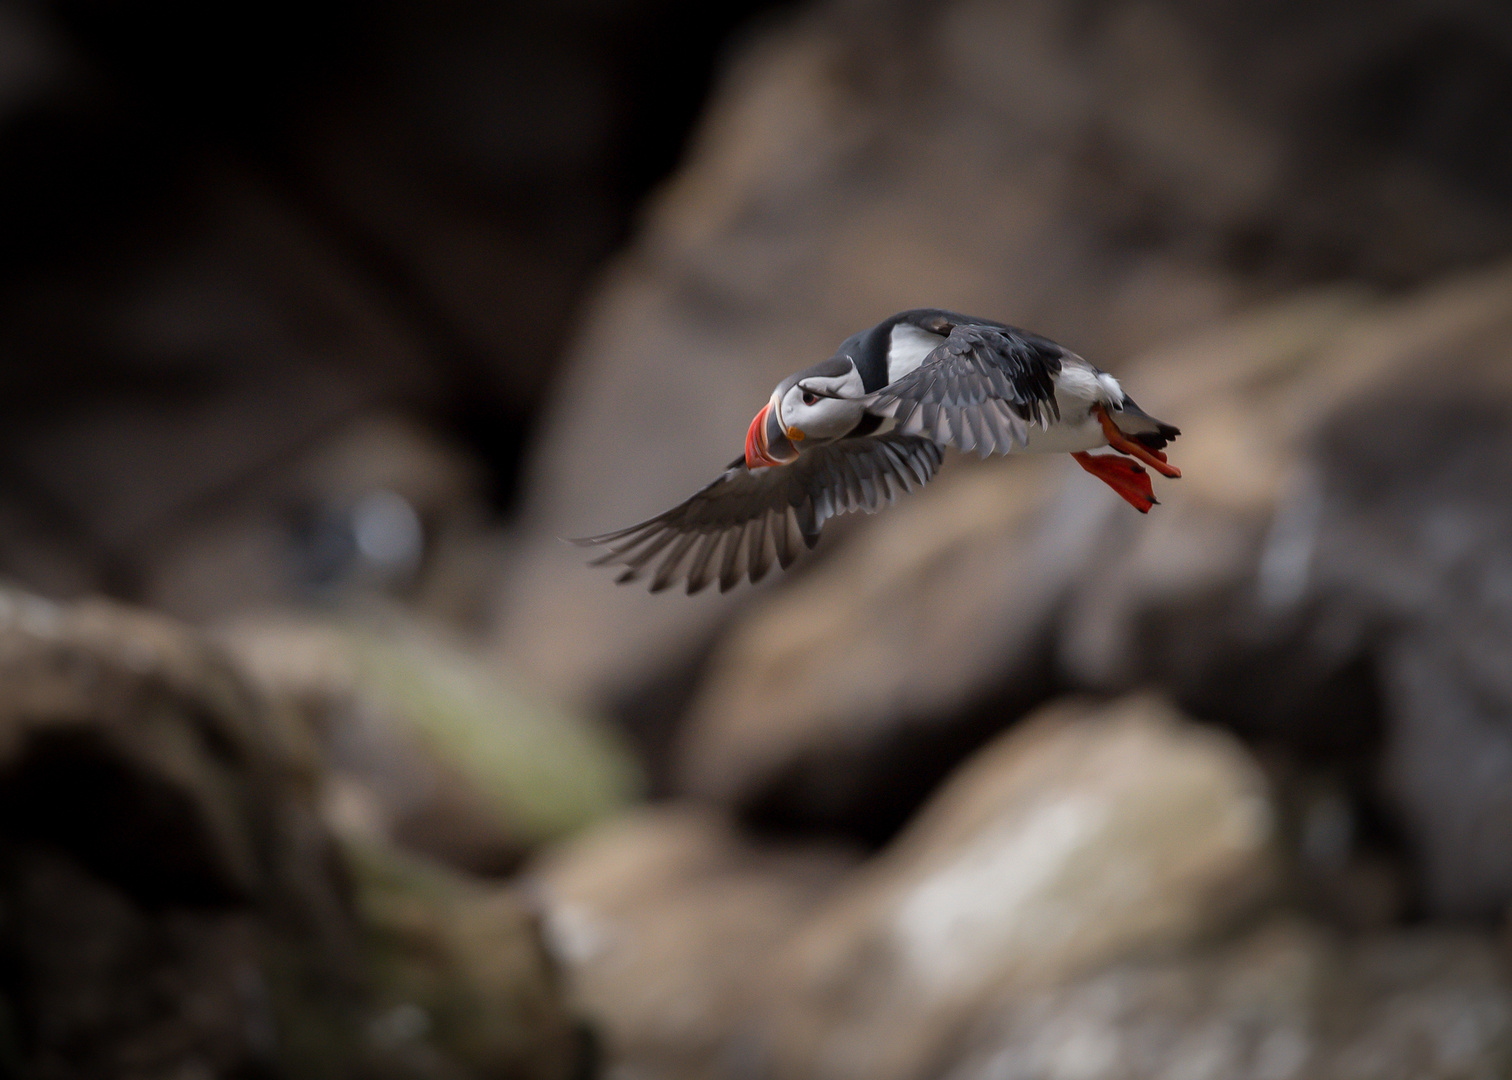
[0,729,248,908]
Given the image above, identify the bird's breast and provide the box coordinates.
[1016,409,1107,453]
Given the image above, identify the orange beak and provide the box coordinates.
[745,402,797,469]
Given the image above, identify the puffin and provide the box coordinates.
[576,309,1180,594]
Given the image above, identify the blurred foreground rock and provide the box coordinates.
[681,258,1512,916]
[944,920,1512,1080]
[531,806,854,1080]
[753,695,1277,1080]
[0,588,580,1079]
[344,840,579,1080]
[222,615,641,877]
[534,696,1280,1080]
[534,695,1512,1080]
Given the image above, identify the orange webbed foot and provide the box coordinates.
[1073,451,1158,513]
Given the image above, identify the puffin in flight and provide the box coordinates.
[577,309,1180,594]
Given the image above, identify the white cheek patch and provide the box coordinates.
[888,324,946,382]
[790,367,867,439]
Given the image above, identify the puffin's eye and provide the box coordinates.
[801,390,819,406]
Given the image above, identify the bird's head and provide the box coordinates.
[745,355,867,469]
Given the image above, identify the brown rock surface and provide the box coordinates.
[220,614,641,877]
[529,806,854,1080]
[345,840,580,1080]
[0,588,579,1079]
[0,586,350,1077]
[1061,263,1512,917]
[750,695,1277,1080]
[943,919,1512,1080]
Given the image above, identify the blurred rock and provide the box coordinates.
[751,695,1277,1080]
[345,840,580,1080]
[1060,262,1512,919]
[530,806,854,1080]
[0,587,579,1079]
[221,614,641,877]
[143,410,510,629]
[526,699,1508,1080]
[495,0,1512,707]
[1307,333,1512,917]
[944,919,1512,1080]
[0,586,347,1077]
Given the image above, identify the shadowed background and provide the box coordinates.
[2,1,1512,1078]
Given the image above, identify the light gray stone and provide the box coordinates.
[752,695,1278,1080]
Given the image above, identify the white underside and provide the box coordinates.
[1014,362,1125,454]
[1017,410,1106,453]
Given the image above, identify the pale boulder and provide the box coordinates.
[754,695,1277,1080]
[530,806,854,1080]
[944,920,1512,1080]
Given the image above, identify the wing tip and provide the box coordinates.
[578,432,948,594]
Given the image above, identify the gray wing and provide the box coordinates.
[864,322,1065,457]
[574,432,944,594]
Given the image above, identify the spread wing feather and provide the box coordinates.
[865,322,1064,457]
[574,432,944,594]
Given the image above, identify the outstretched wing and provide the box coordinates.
[864,321,1066,456]
[574,432,944,594]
